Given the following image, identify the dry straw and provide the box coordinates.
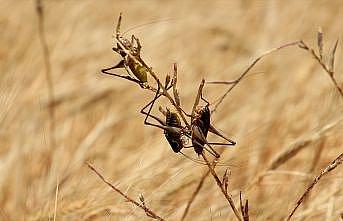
[94,14,343,221]
[88,163,166,221]
[287,153,343,220]
[35,0,56,149]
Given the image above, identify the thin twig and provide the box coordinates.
[287,152,343,220]
[180,170,209,221]
[53,176,59,221]
[201,154,242,221]
[239,192,249,221]
[180,161,219,221]
[114,15,241,219]
[181,147,227,221]
[128,49,190,127]
[113,14,189,127]
[36,0,56,148]
[298,40,343,98]
[247,117,342,190]
[268,118,342,171]
[88,163,166,221]
[309,137,326,172]
[211,41,300,113]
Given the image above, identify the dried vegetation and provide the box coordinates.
[0,0,342,220]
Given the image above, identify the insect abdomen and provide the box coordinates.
[192,106,211,155]
[165,109,183,153]
[128,58,148,83]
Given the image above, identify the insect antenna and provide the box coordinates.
[141,83,167,130]
[179,151,213,165]
[179,151,239,167]
[122,18,175,36]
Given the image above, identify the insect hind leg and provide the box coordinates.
[209,125,236,145]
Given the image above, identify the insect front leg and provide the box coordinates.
[101,65,141,84]
[140,84,167,130]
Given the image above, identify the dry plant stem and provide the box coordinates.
[53,178,59,221]
[181,149,225,221]
[268,117,342,170]
[298,40,343,98]
[212,41,300,113]
[180,170,209,221]
[309,137,326,172]
[239,192,249,221]
[36,0,56,149]
[201,153,242,221]
[87,163,166,221]
[287,152,343,220]
[115,34,189,128]
[140,58,189,127]
[247,117,342,190]
[180,160,220,221]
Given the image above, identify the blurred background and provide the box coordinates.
[0,0,342,220]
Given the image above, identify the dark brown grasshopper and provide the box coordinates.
[140,81,186,154]
[103,14,236,159]
[189,79,236,158]
[141,79,236,159]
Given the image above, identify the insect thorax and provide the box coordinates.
[166,109,181,128]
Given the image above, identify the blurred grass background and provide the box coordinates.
[0,0,342,220]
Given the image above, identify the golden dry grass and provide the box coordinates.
[1,0,342,220]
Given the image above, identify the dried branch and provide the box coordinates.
[103,15,343,221]
[180,170,209,221]
[111,14,190,127]
[247,117,342,190]
[108,14,242,220]
[210,41,300,113]
[239,192,249,221]
[180,157,224,221]
[201,153,242,221]
[309,137,326,172]
[287,152,343,220]
[88,163,166,221]
[211,32,343,113]
[53,177,59,221]
[317,27,323,60]
[181,148,228,221]
[173,63,181,107]
[298,40,343,98]
[36,0,56,148]
[268,117,342,171]
[329,39,339,73]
